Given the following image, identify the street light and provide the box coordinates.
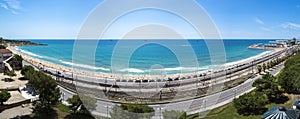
[62,93,65,102]
[105,77,107,92]
[105,105,111,118]
[157,106,164,119]
[228,68,232,81]
[232,89,237,99]
[251,60,254,74]
[203,99,207,111]
[156,77,158,92]
[139,79,141,99]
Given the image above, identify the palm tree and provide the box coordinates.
[262,63,266,72]
[257,65,262,73]
[267,62,272,69]
[270,61,275,67]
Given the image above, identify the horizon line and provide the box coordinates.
[3,38,297,40]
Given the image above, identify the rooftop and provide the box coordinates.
[0,49,12,54]
[294,101,300,107]
[262,106,300,119]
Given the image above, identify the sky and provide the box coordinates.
[0,0,300,39]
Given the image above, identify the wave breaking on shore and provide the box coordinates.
[12,46,273,75]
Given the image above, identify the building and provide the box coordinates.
[294,101,300,110]
[0,49,13,71]
[262,106,300,119]
[262,99,300,119]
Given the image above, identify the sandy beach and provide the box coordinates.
[7,46,284,81]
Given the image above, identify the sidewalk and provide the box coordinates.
[0,104,33,119]
[4,91,27,105]
[0,71,28,90]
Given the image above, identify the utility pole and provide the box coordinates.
[232,89,237,99]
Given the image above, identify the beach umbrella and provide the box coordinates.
[262,106,300,119]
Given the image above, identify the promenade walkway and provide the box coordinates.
[0,105,33,119]
[4,91,27,105]
[18,46,297,119]
[0,71,27,90]
[0,71,33,119]
[22,54,287,118]
[3,54,14,71]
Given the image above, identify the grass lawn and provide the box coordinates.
[20,103,95,119]
[56,103,70,112]
[55,104,96,119]
[192,103,261,119]
[188,94,294,119]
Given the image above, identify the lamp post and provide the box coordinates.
[156,77,158,92]
[105,77,107,92]
[203,99,207,111]
[56,70,58,81]
[157,106,163,119]
[73,73,76,84]
[105,105,110,118]
[72,72,74,81]
[159,90,162,101]
[232,89,237,99]
[139,79,141,99]
[225,69,227,80]
[62,93,65,101]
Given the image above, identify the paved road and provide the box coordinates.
[21,45,295,119]
[54,63,284,119]
[22,55,287,119]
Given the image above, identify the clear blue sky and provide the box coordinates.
[0,0,299,39]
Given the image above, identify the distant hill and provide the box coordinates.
[0,37,47,46]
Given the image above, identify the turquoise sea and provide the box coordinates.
[16,39,270,74]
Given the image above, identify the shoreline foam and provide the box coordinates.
[8,46,280,80]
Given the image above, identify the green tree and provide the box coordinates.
[163,110,187,119]
[25,70,61,113]
[253,74,284,103]
[262,63,266,72]
[0,90,11,105]
[267,62,272,69]
[278,64,300,94]
[4,70,16,77]
[277,54,300,94]
[21,66,35,75]
[233,92,268,115]
[276,58,280,65]
[0,45,6,49]
[284,54,300,68]
[66,94,96,118]
[8,54,23,70]
[270,61,275,67]
[110,103,155,119]
[257,65,262,73]
[67,95,82,113]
